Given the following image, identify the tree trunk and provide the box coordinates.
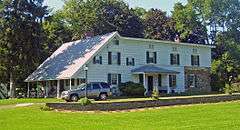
[9,72,15,98]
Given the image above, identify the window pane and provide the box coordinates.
[111,74,118,85]
[92,83,101,89]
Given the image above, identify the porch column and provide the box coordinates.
[69,78,72,90]
[143,73,147,95]
[27,82,30,98]
[57,80,60,98]
[45,81,49,98]
[166,74,170,94]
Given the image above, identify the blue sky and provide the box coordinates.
[43,0,187,15]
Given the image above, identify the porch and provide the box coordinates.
[131,65,180,95]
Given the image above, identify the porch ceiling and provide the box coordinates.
[131,65,180,74]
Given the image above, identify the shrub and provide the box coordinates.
[224,84,233,95]
[152,87,159,100]
[40,105,53,111]
[79,97,92,106]
[119,81,145,97]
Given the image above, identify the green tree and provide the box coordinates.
[0,0,48,97]
[144,9,176,41]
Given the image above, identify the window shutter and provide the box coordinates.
[126,58,129,66]
[170,54,173,65]
[191,55,194,66]
[139,74,143,84]
[117,52,121,65]
[146,51,149,63]
[169,75,172,87]
[197,56,200,66]
[107,74,111,84]
[194,75,198,87]
[99,56,102,64]
[154,52,157,64]
[108,52,112,65]
[177,54,180,65]
[93,56,96,64]
[118,74,121,85]
[158,74,161,87]
[132,58,135,66]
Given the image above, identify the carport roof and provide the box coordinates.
[131,65,180,74]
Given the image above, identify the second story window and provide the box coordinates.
[170,53,180,65]
[146,51,157,64]
[93,55,102,64]
[191,55,200,66]
[108,52,121,65]
[126,57,135,66]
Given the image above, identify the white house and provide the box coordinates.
[25,32,214,97]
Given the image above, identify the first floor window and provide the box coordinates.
[108,73,121,85]
[187,74,197,88]
[169,75,177,87]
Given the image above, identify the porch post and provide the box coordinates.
[143,73,147,95]
[57,80,60,98]
[69,78,72,90]
[45,81,49,98]
[27,82,30,98]
[166,74,170,94]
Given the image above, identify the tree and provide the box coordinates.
[0,0,48,97]
[144,9,176,41]
[172,2,207,44]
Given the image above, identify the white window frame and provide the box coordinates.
[112,53,118,65]
[169,75,177,88]
[171,53,179,65]
[94,55,102,64]
[192,55,200,66]
[148,52,155,63]
[188,74,196,88]
[111,74,118,85]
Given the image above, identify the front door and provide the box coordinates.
[148,76,153,92]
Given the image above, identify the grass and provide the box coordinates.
[0,101,240,130]
[0,98,63,105]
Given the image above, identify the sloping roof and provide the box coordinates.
[131,65,180,74]
[25,32,117,82]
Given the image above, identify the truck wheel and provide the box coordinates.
[99,93,107,100]
[70,95,79,102]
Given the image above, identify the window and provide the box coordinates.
[108,52,121,65]
[93,55,102,64]
[107,73,121,85]
[172,47,177,52]
[187,74,197,88]
[71,79,74,86]
[169,75,177,87]
[193,48,198,54]
[113,38,119,45]
[149,44,154,49]
[126,57,135,66]
[65,79,69,86]
[191,55,200,66]
[146,51,157,64]
[170,53,180,65]
[92,83,101,89]
[101,82,110,88]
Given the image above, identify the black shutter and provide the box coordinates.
[93,56,96,64]
[107,74,111,84]
[197,56,200,66]
[170,54,173,65]
[194,75,198,87]
[108,52,112,65]
[169,75,172,87]
[132,58,135,66]
[177,54,180,65]
[191,55,194,66]
[139,74,143,84]
[126,58,129,66]
[158,74,161,87]
[99,56,102,64]
[154,52,157,64]
[146,51,149,63]
[117,52,121,65]
[118,74,121,85]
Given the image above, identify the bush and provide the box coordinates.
[224,84,233,95]
[152,87,159,100]
[119,81,145,97]
[79,97,92,106]
[40,105,53,111]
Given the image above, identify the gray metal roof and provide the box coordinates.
[25,32,117,82]
[131,65,180,74]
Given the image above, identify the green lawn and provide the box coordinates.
[0,101,240,130]
[0,98,63,105]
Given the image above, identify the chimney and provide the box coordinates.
[174,35,180,43]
